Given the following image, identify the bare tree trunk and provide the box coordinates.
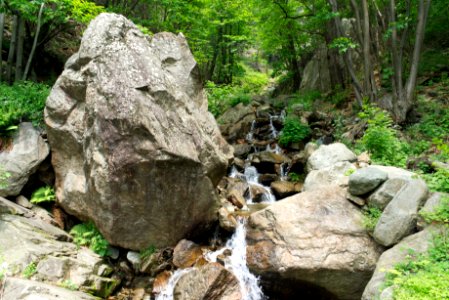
[362,0,377,101]
[15,16,25,81]
[405,0,431,101]
[6,15,18,84]
[0,13,5,82]
[23,3,45,81]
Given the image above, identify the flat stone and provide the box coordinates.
[303,161,355,191]
[306,143,357,171]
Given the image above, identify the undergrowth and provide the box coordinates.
[383,198,449,299]
[278,117,311,147]
[362,205,383,232]
[70,222,109,257]
[0,81,50,135]
[30,186,56,204]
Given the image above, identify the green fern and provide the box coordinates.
[30,186,56,204]
[70,222,109,257]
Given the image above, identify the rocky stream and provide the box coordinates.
[0,12,446,300]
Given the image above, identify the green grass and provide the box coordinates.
[0,81,50,135]
[362,205,383,231]
[140,245,156,260]
[22,262,37,279]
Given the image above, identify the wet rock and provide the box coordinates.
[306,143,357,171]
[348,167,388,196]
[0,123,50,197]
[373,179,429,246]
[367,178,408,210]
[258,174,278,186]
[247,187,382,300]
[2,278,97,300]
[173,263,242,300]
[232,144,252,158]
[249,183,272,203]
[270,181,302,199]
[362,226,442,300]
[227,190,246,209]
[45,13,232,249]
[303,161,355,191]
[153,271,172,295]
[173,239,204,269]
[218,206,238,232]
[251,151,290,174]
[139,248,173,276]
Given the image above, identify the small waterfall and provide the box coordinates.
[155,268,193,300]
[244,166,276,204]
[280,162,289,181]
[268,114,279,139]
[206,219,265,300]
[246,120,256,143]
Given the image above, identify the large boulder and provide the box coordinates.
[45,13,232,249]
[362,226,442,300]
[373,179,429,247]
[0,123,50,197]
[306,143,357,171]
[348,167,388,196]
[247,187,383,300]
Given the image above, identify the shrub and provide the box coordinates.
[278,117,311,147]
[423,168,449,193]
[70,222,109,256]
[22,262,37,279]
[30,186,56,204]
[358,104,408,167]
[362,205,382,231]
[0,81,50,134]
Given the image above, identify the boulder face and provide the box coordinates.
[45,13,232,249]
[0,123,50,197]
[246,187,383,300]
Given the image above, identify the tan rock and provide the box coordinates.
[247,187,383,300]
[270,181,302,199]
[173,240,204,269]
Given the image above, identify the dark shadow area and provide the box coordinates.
[260,277,339,300]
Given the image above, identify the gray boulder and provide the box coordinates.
[0,213,117,297]
[0,123,49,197]
[370,165,415,180]
[348,167,388,196]
[362,226,442,300]
[367,178,408,210]
[2,278,97,300]
[306,143,357,171]
[373,179,429,246]
[45,13,232,250]
[247,187,383,300]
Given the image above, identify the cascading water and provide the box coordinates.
[229,166,276,204]
[206,218,265,300]
[156,220,265,300]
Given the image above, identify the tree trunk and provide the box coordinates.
[0,13,5,82]
[15,16,25,82]
[6,15,18,84]
[361,0,377,102]
[23,3,45,81]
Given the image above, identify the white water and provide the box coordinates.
[243,166,276,204]
[206,219,265,300]
[246,120,257,143]
[268,114,279,139]
[280,162,289,181]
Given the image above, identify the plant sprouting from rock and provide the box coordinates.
[30,186,55,204]
[70,222,109,257]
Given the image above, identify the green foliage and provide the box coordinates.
[286,90,321,113]
[59,279,79,291]
[384,226,449,300]
[22,262,37,279]
[69,0,104,24]
[30,186,56,204]
[329,37,358,54]
[288,172,301,182]
[0,82,50,134]
[421,196,449,225]
[344,168,356,176]
[358,104,407,167]
[362,205,382,231]
[140,245,156,260]
[0,255,7,280]
[70,222,109,257]
[423,169,449,193]
[0,166,11,189]
[279,117,311,147]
